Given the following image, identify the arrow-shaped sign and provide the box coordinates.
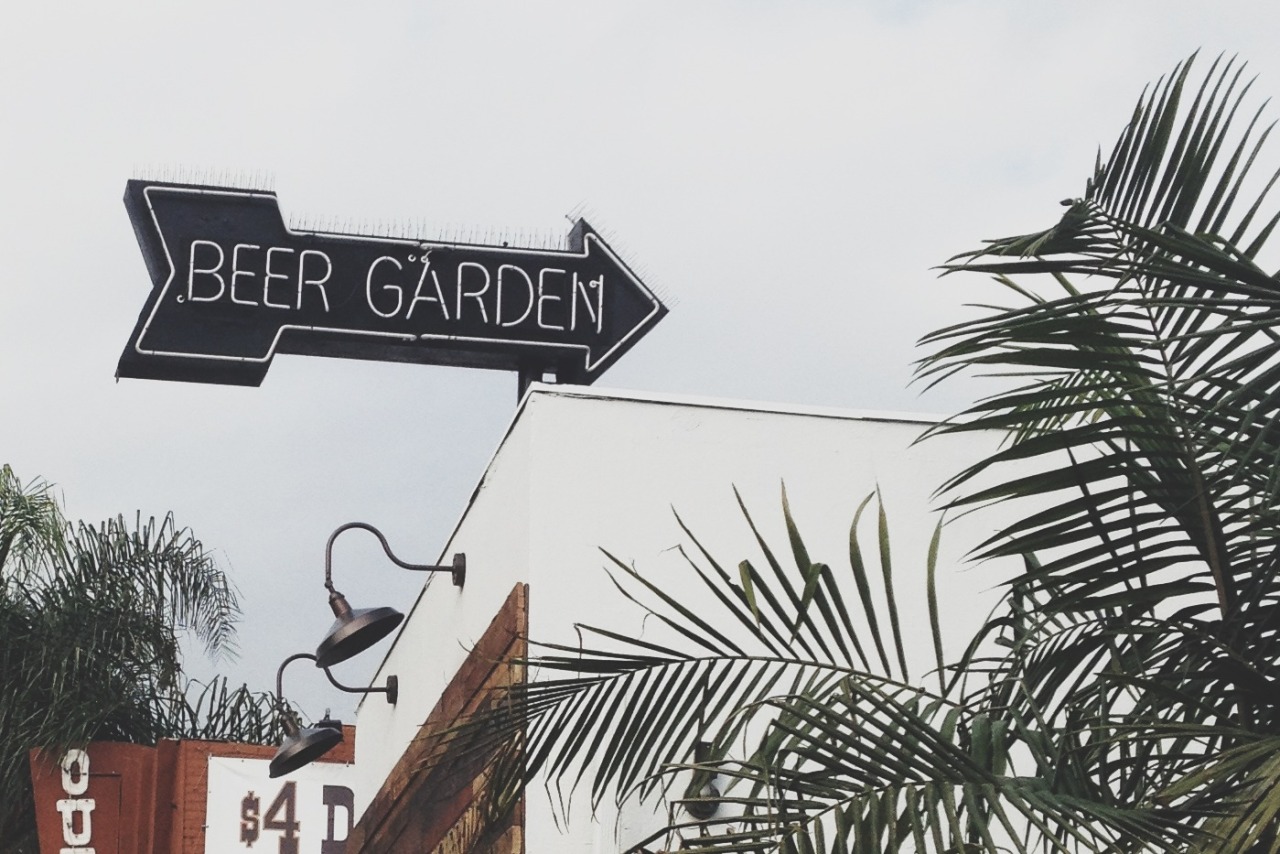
[118,180,667,387]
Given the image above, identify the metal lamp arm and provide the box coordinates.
[276,652,313,709]
[276,651,399,706]
[321,660,399,705]
[274,652,312,735]
[323,521,465,592]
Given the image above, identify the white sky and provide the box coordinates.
[5,0,1280,719]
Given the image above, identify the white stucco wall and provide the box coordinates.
[352,384,1025,849]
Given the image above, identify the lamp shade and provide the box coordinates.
[683,782,721,819]
[269,722,343,778]
[315,603,404,668]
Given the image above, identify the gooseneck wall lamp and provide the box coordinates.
[269,652,400,778]
[316,522,466,668]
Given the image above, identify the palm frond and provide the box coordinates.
[919,53,1280,633]
[447,492,1195,853]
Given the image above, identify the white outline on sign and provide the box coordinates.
[132,185,664,377]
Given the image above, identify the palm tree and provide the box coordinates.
[918,50,1280,851]
[0,465,283,850]
[454,53,1280,852]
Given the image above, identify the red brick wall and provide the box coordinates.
[349,583,527,854]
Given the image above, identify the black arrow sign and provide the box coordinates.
[117,180,667,387]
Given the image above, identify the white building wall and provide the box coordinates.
[348,396,534,817]
[353,385,1023,850]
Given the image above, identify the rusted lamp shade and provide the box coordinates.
[314,593,405,669]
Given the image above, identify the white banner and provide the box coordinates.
[205,756,358,854]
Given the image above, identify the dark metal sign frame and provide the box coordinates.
[118,181,667,388]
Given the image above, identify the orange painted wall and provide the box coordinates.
[29,727,355,854]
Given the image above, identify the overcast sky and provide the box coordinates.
[6,1,1280,718]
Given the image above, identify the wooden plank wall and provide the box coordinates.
[350,582,528,854]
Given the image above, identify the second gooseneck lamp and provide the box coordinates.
[316,521,466,668]
[269,652,399,778]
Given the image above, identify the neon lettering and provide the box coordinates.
[456,262,491,323]
[187,240,226,302]
[366,256,404,318]
[230,243,261,306]
[537,268,567,331]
